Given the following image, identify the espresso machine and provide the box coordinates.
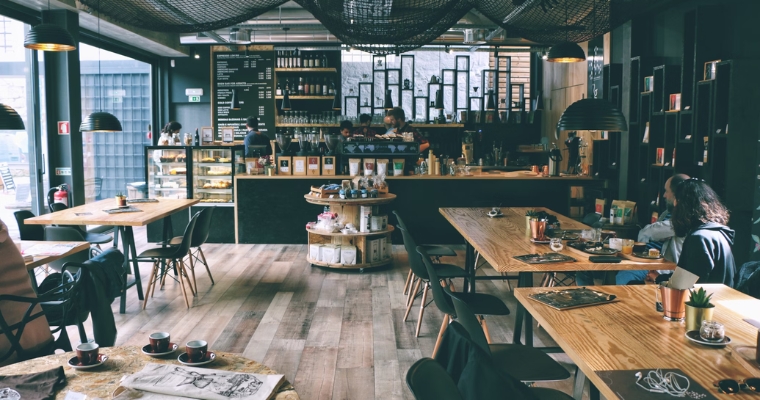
[462,130,475,165]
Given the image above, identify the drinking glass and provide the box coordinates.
[621,239,634,255]
[550,238,564,252]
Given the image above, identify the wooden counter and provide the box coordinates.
[235,174,605,244]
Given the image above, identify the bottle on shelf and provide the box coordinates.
[322,78,328,96]
[328,79,335,95]
[276,80,283,96]
[276,51,281,68]
[304,77,310,95]
[290,51,296,69]
[294,49,300,68]
[194,128,200,146]
[322,53,328,68]
[298,77,304,95]
[314,52,321,67]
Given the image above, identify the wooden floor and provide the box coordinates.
[66,226,586,400]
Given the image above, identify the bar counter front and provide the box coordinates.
[235,173,605,244]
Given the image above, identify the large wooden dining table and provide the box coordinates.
[24,198,199,313]
[439,207,677,346]
[514,284,760,400]
[21,240,90,291]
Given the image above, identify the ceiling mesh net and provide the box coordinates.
[77,0,663,52]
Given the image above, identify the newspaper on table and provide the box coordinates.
[119,363,285,400]
[22,242,79,256]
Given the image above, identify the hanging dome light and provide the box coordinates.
[281,90,292,111]
[384,89,394,110]
[24,23,76,52]
[230,88,241,110]
[557,98,628,131]
[546,42,586,63]
[0,104,25,130]
[80,111,122,132]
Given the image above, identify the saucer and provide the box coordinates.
[584,248,618,256]
[68,354,108,370]
[631,251,663,260]
[141,342,179,357]
[530,238,551,244]
[178,351,216,366]
[487,212,504,218]
[685,330,731,346]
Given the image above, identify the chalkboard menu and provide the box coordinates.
[212,50,275,141]
[587,36,604,99]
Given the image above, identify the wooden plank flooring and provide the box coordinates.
[64,226,589,400]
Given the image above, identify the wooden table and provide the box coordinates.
[0,346,299,399]
[24,199,199,313]
[21,241,90,271]
[514,284,760,400]
[439,207,677,346]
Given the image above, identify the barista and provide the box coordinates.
[243,116,271,156]
[339,120,353,140]
[387,107,429,153]
[352,114,377,138]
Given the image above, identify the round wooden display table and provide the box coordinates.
[304,193,396,271]
[0,346,298,400]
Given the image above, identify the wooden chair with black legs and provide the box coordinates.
[406,358,464,400]
[399,227,468,337]
[393,211,457,296]
[137,212,199,310]
[167,206,215,295]
[417,246,510,358]
[446,287,572,384]
[0,269,84,365]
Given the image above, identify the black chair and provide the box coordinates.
[13,210,44,241]
[137,212,200,309]
[447,288,571,383]
[400,226,468,337]
[0,269,84,365]
[49,203,112,246]
[43,227,91,271]
[168,206,216,294]
[406,358,464,400]
[417,246,509,358]
[393,211,457,296]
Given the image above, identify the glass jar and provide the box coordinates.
[184,133,193,146]
[699,320,725,342]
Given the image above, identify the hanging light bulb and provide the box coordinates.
[80,0,122,132]
[230,88,241,110]
[384,89,394,110]
[190,47,200,59]
[0,104,25,130]
[24,0,76,52]
[281,89,292,111]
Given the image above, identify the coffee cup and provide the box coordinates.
[186,340,208,362]
[149,332,171,353]
[76,342,100,365]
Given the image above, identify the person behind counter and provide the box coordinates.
[352,114,377,138]
[387,107,429,153]
[339,120,353,140]
[243,116,271,157]
[383,115,394,136]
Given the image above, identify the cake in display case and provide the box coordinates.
[145,146,190,199]
[192,146,244,205]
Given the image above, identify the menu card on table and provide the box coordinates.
[22,243,80,257]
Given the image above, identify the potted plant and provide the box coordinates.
[115,192,127,207]
[684,287,714,331]
[525,209,539,231]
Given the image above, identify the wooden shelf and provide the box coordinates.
[307,257,392,270]
[304,193,396,206]
[306,225,395,237]
[275,95,334,100]
[275,68,337,73]
[276,123,338,128]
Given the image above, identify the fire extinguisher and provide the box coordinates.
[53,184,69,207]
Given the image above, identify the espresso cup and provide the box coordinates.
[149,332,171,353]
[76,343,100,365]
[186,340,208,362]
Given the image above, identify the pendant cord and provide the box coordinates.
[97,0,102,112]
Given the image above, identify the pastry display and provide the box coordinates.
[201,181,232,189]
[218,157,231,163]
[200,157,216,162]
[175,154,186,162]
[169,168,186,175]
[205,168,232,176]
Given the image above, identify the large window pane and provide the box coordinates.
[79,43,151,203]
[0,16,45,239]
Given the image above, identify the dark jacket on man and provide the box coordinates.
[677,222,736,287]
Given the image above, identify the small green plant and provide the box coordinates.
[686,287,714,308]
[115,192,125,198]
[525,209,539,218]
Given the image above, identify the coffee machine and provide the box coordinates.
[462,131,475,165]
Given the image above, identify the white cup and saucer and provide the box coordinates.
[487,207,503,218]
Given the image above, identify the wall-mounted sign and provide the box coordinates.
[189,96,201,102]
[57,121,70,135]
[55,167,71,176]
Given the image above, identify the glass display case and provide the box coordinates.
[192,146,245,206]
[145,146,190,199]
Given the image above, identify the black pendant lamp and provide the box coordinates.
[332,90,341,111]
[384,89,394,110]
[230,89,241,110]
[435,89,444,110]
[0,104,25,130]
[281,90,292,111]
[485,89,496,110]
[80,0,122,132]
[546,42,586,63]
[557,98,628,132]
[24,23,76,52]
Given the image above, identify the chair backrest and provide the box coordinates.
[50,202,67,213]
[417,246,455,315]
[0,167,14,191]
[170,212,200,258]
[0,269,82,364]
[399,227,429,280]
[14,210,44,241]
[191,206,215,247]
[582,212,602,226]
[43,227,90,271]
[406,357,464,400]
[446,287,492,356]
[392,210,409,231]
